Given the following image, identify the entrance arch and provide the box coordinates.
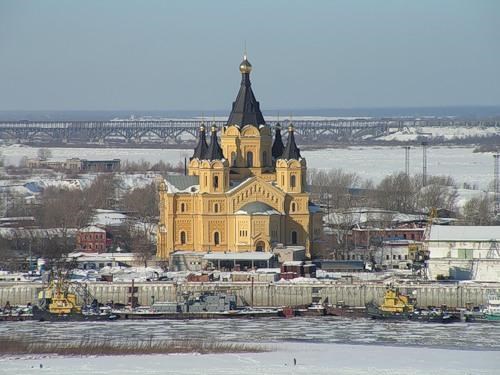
[255,241,265,252]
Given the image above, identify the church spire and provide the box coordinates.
[205,125,225,161]
[191,123,208,160]
[226,53,266,127]
[272,123,285,159]
[280,124,301,160]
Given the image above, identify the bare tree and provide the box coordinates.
[372,173,416,213]
[416,175,458,212]
[85,174,118,210]
[131,230,155,267]
[122,182,159,266]
[308,168,361,212]
[122,182,158,235]
[37,148,52,160]
[463,194,494,225]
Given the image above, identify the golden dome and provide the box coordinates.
[239,55,252,74]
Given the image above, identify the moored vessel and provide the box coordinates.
[482,295,500,321]
[366,287,415,320]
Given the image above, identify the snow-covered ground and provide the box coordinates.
[378,125,499,142]
[0,144,495,189]
[1,342,498,375]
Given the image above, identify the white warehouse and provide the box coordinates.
[426,226,500,281]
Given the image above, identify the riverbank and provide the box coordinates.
[2,281,499,308]
[1,342,499,375]
[0,337,266,357]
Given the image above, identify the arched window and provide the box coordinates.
[214,203,219,213]
[290,175,296,188]
[214,231,220,245]
[180,203,185,212]
[262,151,268,165]
[213,175,219,189]
[291,230,298,245]
[246,151,253,167]
[180,231,186,244]
[291,202,296,212]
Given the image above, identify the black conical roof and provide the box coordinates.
[271,123,285,159]
[280,125,301,160]
[226,57,266,127]
[191,125,208,160]
[205,125,225,161]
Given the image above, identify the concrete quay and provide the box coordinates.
[1,281,499,308]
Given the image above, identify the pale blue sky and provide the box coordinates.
[1,0,499,111]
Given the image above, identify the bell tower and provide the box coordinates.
[276,125,306,193]
[188,124,208,176]
[198,125,229,193]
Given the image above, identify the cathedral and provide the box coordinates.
[156,55,322,260]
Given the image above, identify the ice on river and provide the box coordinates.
[2,318,500,374]
[0,144,495,189]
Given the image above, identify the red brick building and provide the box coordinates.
[76,226,107,253]
[350,227,424,248]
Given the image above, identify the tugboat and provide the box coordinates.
[33,276,117,321]
[366,287,415,320]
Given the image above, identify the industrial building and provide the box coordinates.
[426,225,500,281]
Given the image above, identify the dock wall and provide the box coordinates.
[1,282,499,308]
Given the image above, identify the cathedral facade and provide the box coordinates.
[156,56,322,260]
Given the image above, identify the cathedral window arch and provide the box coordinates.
[291,202,296,212]
[291,230,298,245]
[214,231,220,245]
[180,231,186,245]
[180,203,185,212]
[213,175,219,189]
[290,175,296,188]
[246,151,253,167]
[214,203,219,213]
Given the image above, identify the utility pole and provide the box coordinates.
[494,154,500,216]
[421,141,428,187]
[404,146,410,176]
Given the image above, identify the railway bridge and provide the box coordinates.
[0,118,498,144]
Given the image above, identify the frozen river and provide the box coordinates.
[1,318,499,374]
[2,317,500,350]
[0,144,495,189]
